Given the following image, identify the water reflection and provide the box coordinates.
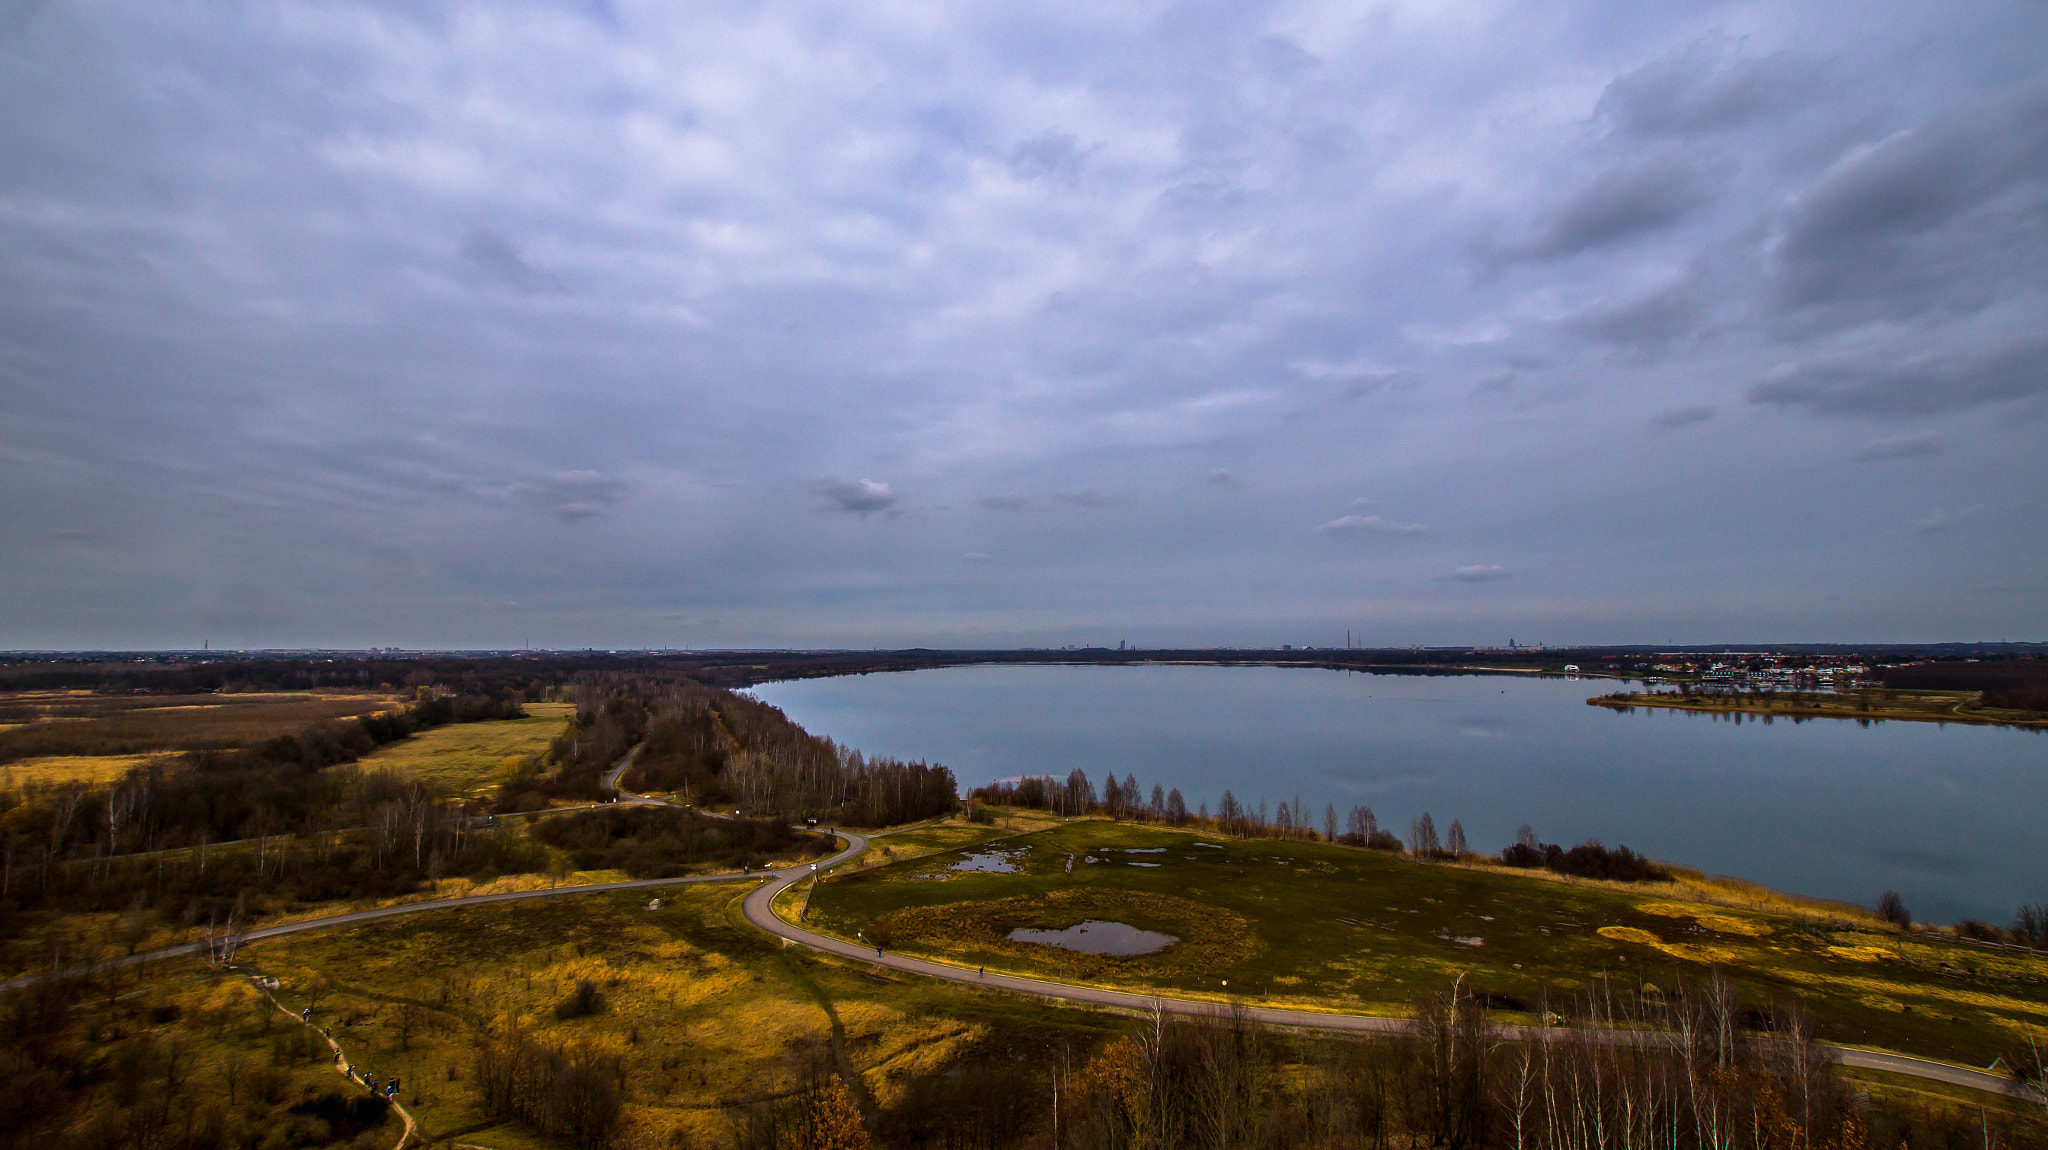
[1008,920,1177,955]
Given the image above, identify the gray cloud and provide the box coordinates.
[1,0,2043,648]
[1650,405,1717,431]
[1008,131,1086,184]
[1770,77,2048,323]
[1566,279,1704,350]
[1748,337,2048,418]
[1520,158,1721,261]
[1913,506,1982,533]
[1597,38,1815,138]
[1853,431,1942,461]
[814,478,899,517]
[521,472,628,523]
[1315,514,1426,536]
[461,229,558,293]
[1448,565,1511,582]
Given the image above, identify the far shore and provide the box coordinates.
[1589,688,2048,730]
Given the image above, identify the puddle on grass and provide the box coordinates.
[1008,920,1178,956]
[950,848,1024,873]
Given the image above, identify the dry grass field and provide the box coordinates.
[0,690,406,764]
[0,752,166,787]
[349,701,576,796]
[234,882,1116,1149]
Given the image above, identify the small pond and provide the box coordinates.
[950,848,1023,873]
[1007,920,1178,955]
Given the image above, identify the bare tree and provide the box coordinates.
[1410,813,1441,856]
[1877,890,1910,929]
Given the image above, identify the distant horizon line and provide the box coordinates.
[2,641,2043,658]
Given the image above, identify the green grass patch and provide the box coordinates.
[350,701,574,796]
[806,820,2048,1065]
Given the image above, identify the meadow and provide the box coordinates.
[0,689,407,765]
[237,882,1120,1148]
[805,817,2048,1068]
[347,701,575,796]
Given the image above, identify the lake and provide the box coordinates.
[750,664,2048,924]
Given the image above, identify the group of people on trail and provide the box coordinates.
[300,1004,399,1102]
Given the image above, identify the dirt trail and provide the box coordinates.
[257,981,418,1149]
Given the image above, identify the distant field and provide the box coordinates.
[0,689,405,764]
[352,701,574,795]
[808,818,2048,1067]
[0,752,163,788]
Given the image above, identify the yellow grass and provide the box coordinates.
[0,752,165,787]
[1633,900,1775,937]
[226,884,1071,1148]
[352,702,575,795]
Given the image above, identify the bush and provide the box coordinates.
[287,1092,390,1141]
[2013,902,2047,948]
[1499,838,1671,883]
[530,806,829,878]
[1878,890,1911,929]
[1954,919,2007,943]
[555,980,604,1021]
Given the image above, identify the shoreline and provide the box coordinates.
[1588,689,2048,730]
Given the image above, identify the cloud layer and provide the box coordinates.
[0,0,2043,648]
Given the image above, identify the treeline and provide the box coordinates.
[1,771,547,926]
[710,977,2048,1150]
[0,654,563,698]
[0,687,544,924]
[1041,979,2046,1150]
[1884,657,2048,710]
[1500,825,1672,882]
[530,806,830,877]
[972,773,1674,885]
[474,1033,625,1150]
[0,686,525,855]
[501,671,957,826]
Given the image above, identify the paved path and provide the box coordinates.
[10,793,2024,1103]
[0,820,868,993]
[741,845,2027,1101]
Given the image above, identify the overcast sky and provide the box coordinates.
[3,0,2045,650]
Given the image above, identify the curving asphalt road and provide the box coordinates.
[741,838,2029,1101]
[10,762,2025,1103]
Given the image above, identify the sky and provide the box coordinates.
[2,0,2045,651]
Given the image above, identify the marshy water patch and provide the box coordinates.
[1008,920,1178,956]
[950,848,1025,874]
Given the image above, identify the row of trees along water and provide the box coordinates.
[972,770,2048,939]
[970,771,1672,882]
[501,671,958,827]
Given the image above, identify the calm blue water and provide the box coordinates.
[751,665,2048,924]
